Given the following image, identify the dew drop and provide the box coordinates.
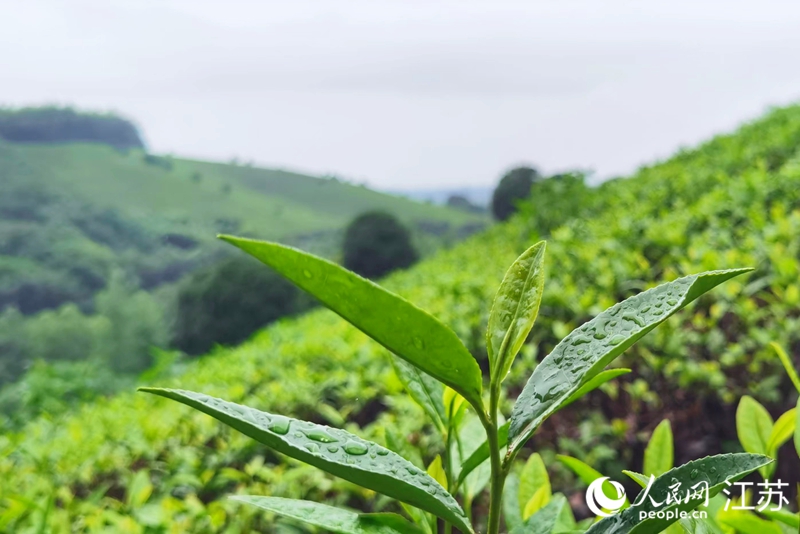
[571,336,591,346]
[593,332,607,340]
[667,299,678,306]
[343,440,368,455]
[690,469,698,480]
[305,429,337,443]
[327,445,339,453]
[376,449,389,456]
[622,313,645,327]
[607,334,625,346]
[268,417,290,435]
[303,269,313,279]
[640,305,651,313]
[306,443,320,453]
[413,337,425,349]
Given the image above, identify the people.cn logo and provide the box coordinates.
[586,477,627,517]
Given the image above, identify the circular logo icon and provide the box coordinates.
[586,477,627,517]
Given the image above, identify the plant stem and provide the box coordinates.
[484,378,507,534]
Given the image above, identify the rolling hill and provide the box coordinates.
[0,140,485,314]
[2,104,800,531]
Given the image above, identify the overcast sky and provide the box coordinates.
[2,1,800,189]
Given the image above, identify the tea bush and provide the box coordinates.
[2,105,800,531]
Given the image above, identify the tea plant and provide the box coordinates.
[725,343,800,532]
[141,236,771,534]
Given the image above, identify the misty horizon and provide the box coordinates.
[3,0,800,189]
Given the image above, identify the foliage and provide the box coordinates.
[141,235,758,534]
[0,106,144,149]
[94,272,169,374]
[519,172,595,236]
[492,166,539,221]
[0,273,168,425]
[3,105,800,531]
[343,212,419,279]
[172,256,311,355]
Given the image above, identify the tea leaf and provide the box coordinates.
[455,421,509,487]
[220,236,483,409]
[230,496,425,534]
[522,486,550,519]
[643,420,673,477]
[560,368,631,409]
[621,470,649,488]
[557,455,627,506]
[140,388,472,533]
[503,472,523,532]
[766,408,796,455]
[426,456,447,490]
[585,453,772,534]
[736,395,774,478]
[509,494,568,534]
[770,342,800,394]
[718,510,783,534]
[518,453,551,518]
[796,397,800,458]
[390,358,446,433]
[508,269,751,456]
[760,509,800,529]
[487,242,546,385]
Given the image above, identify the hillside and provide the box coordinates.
[2,105,800,531]
[0,141,485,313]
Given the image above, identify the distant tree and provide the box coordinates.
[343,212,418,279]
[491,166,540,221]
[0,106,144,149]
[95,271,168,374]
[172,257,310,356]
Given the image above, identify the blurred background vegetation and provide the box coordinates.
[1,103,800,531]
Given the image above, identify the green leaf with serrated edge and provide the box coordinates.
[509,494,568,534]
[585,453,772,534]
[622,470,649,488]
[230,496,425,534]
[644,420,674,477]
[220,236,483,410]
[487,242,546,384]
[503,472,523,532]
[770,342,800,394]
[455,421,509,487]
[560,369,631,409]
[390,358,446,433]
[760,509,800,528]
[140,388,472,533]
[736,395,774,478]
[519,453,551,518]
[766,408,796,455]
[508,269,751,458]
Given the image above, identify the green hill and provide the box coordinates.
[0,141,485,313]
[2,105,800,531]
